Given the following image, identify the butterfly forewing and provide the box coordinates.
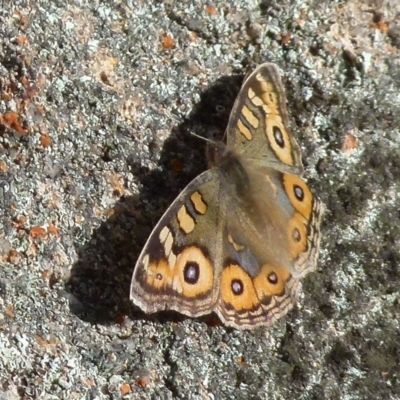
[131,170,224,318]
[225,63,303,175]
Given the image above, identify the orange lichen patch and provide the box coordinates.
[135,378,148,388]
[375,21,389,32]
[15,10,30,29]
[30,226,47,238]
[12,215,27,231]
[100,71,112,86]
[47,224,59,237]
[35,335,58,347]
[108,173,124,196]
[42,269,52,281]
[325,41,340,55]
[161,34,175,49]
[237,356,246,365]
[0,111,28,135]
[0,161,8,172]
[205,5,218,15]
[1,91,12,101]
[84,379,95,388]
[40,133,52,148]
[16,35,28,46]
[5,249,20,264]
[281,33,292,45]
[188,32,198,42]
[75,215,85,225]
[342,133,358,155]
[35,104,46,116]
[120,383,132,395]
[89,49,119,90]
[5,305,15,318]
[370,11,389,32]
[105,208,116,218]
[20,76,29,88]
[23,85,38,104]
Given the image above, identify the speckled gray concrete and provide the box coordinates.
[1,0,399,399]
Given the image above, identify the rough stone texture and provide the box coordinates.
[0,0,399,399]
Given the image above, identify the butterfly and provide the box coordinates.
[130,63,323,329]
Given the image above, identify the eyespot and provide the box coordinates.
[231,279,244,295]
[273,126,285,148]
[183,261,200,285]
[220,264,258,311]
[146,259,171,290]
[287,213,308,259]
[175,246,214,298]
[294,184,304,202]
[253,264,290,298]
[282,174,313,219]
[292,227,301,242]
[267,271,278,284]
[265,119,293,166]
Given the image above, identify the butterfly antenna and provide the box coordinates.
[189,131,217,144]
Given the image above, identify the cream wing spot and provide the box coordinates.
[172,272,183,294]
[177,205,195,233]
[190,191,207,215]
[261,104,273,114]
[159,226,169,243]
[238,119,253,140]
[242,105,259,129]
[141,254,150,272]
[168,252,177,269]
[142,254,150,270]
[255,74,277,105]
[227,233,245,251]
[248,88,263,107]
[159,226,174,257]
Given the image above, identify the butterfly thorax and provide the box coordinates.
[207,141,250,197]
[206,141,228,168]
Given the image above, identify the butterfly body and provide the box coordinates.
[131,63,323,329]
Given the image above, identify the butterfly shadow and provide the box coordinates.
[66,72,245,327]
